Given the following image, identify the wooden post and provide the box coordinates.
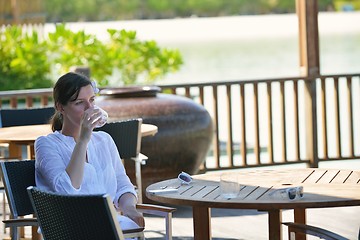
[296,0,320,167]
[10,0,20,25]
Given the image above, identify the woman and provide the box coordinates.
[35,72,144,231]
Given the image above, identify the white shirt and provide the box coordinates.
[35,131,139,230]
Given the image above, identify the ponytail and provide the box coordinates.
[51,112,63,132]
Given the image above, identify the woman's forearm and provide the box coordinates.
[65,141,88,188]
[118,192,138,212]
[118,193,145,227]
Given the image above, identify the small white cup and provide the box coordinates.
[93,106,108,128]
[220,173,240,199]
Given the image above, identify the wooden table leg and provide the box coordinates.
[32,222,40,240]
[193,206,211,240]
[27,144,35,160]
[268,209,282,240]
[294,208,306,240]
[8,143,22,159]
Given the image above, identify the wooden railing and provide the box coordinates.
[0,0,45,26]
[159,73,360,171]
[1,73,359,172]
[0,88,52,108]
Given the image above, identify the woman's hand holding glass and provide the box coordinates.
[79,106,108,142]
[84,105,108,129]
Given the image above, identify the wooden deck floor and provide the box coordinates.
[2,205,359,239]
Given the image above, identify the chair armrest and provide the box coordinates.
[122,227,145,239]
[131,153,148,165]
[136,203,176,217]
[3,218,39,228]
[122,227,145,234]
[137,203,175,240]
[283,222,349,240]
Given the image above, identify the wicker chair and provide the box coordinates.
[96,118,148,203]
[0,107,55,128]
[0,159,39,240]
[27,186,141,240]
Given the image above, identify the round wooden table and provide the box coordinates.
[146,168,360,240]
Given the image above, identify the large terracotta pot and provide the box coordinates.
[96,86,213,197]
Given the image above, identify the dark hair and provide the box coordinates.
[51,72,92,131]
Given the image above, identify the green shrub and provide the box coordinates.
[47,24,113,86]
[0,24,183,90]
[0,26,53,90]
[107,29,183,85]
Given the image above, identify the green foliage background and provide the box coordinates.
[0,24,183,91]
[0,27,53,90]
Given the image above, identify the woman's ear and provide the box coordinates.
[55,102,64,113]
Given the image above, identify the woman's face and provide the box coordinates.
[60,84,96,127]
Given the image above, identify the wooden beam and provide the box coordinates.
[296,0,320,76]
[296,0,320,167]
[11,0,20,25]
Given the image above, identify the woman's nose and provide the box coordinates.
[84,101,94,110]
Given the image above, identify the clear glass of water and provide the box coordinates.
[93,105,108,128]
[220,173,240,199]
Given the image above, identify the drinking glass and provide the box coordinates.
[220,173,240,199]
[93,106,108,128]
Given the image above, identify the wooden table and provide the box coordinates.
[0,123,158,159]
[146,168,360,240]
